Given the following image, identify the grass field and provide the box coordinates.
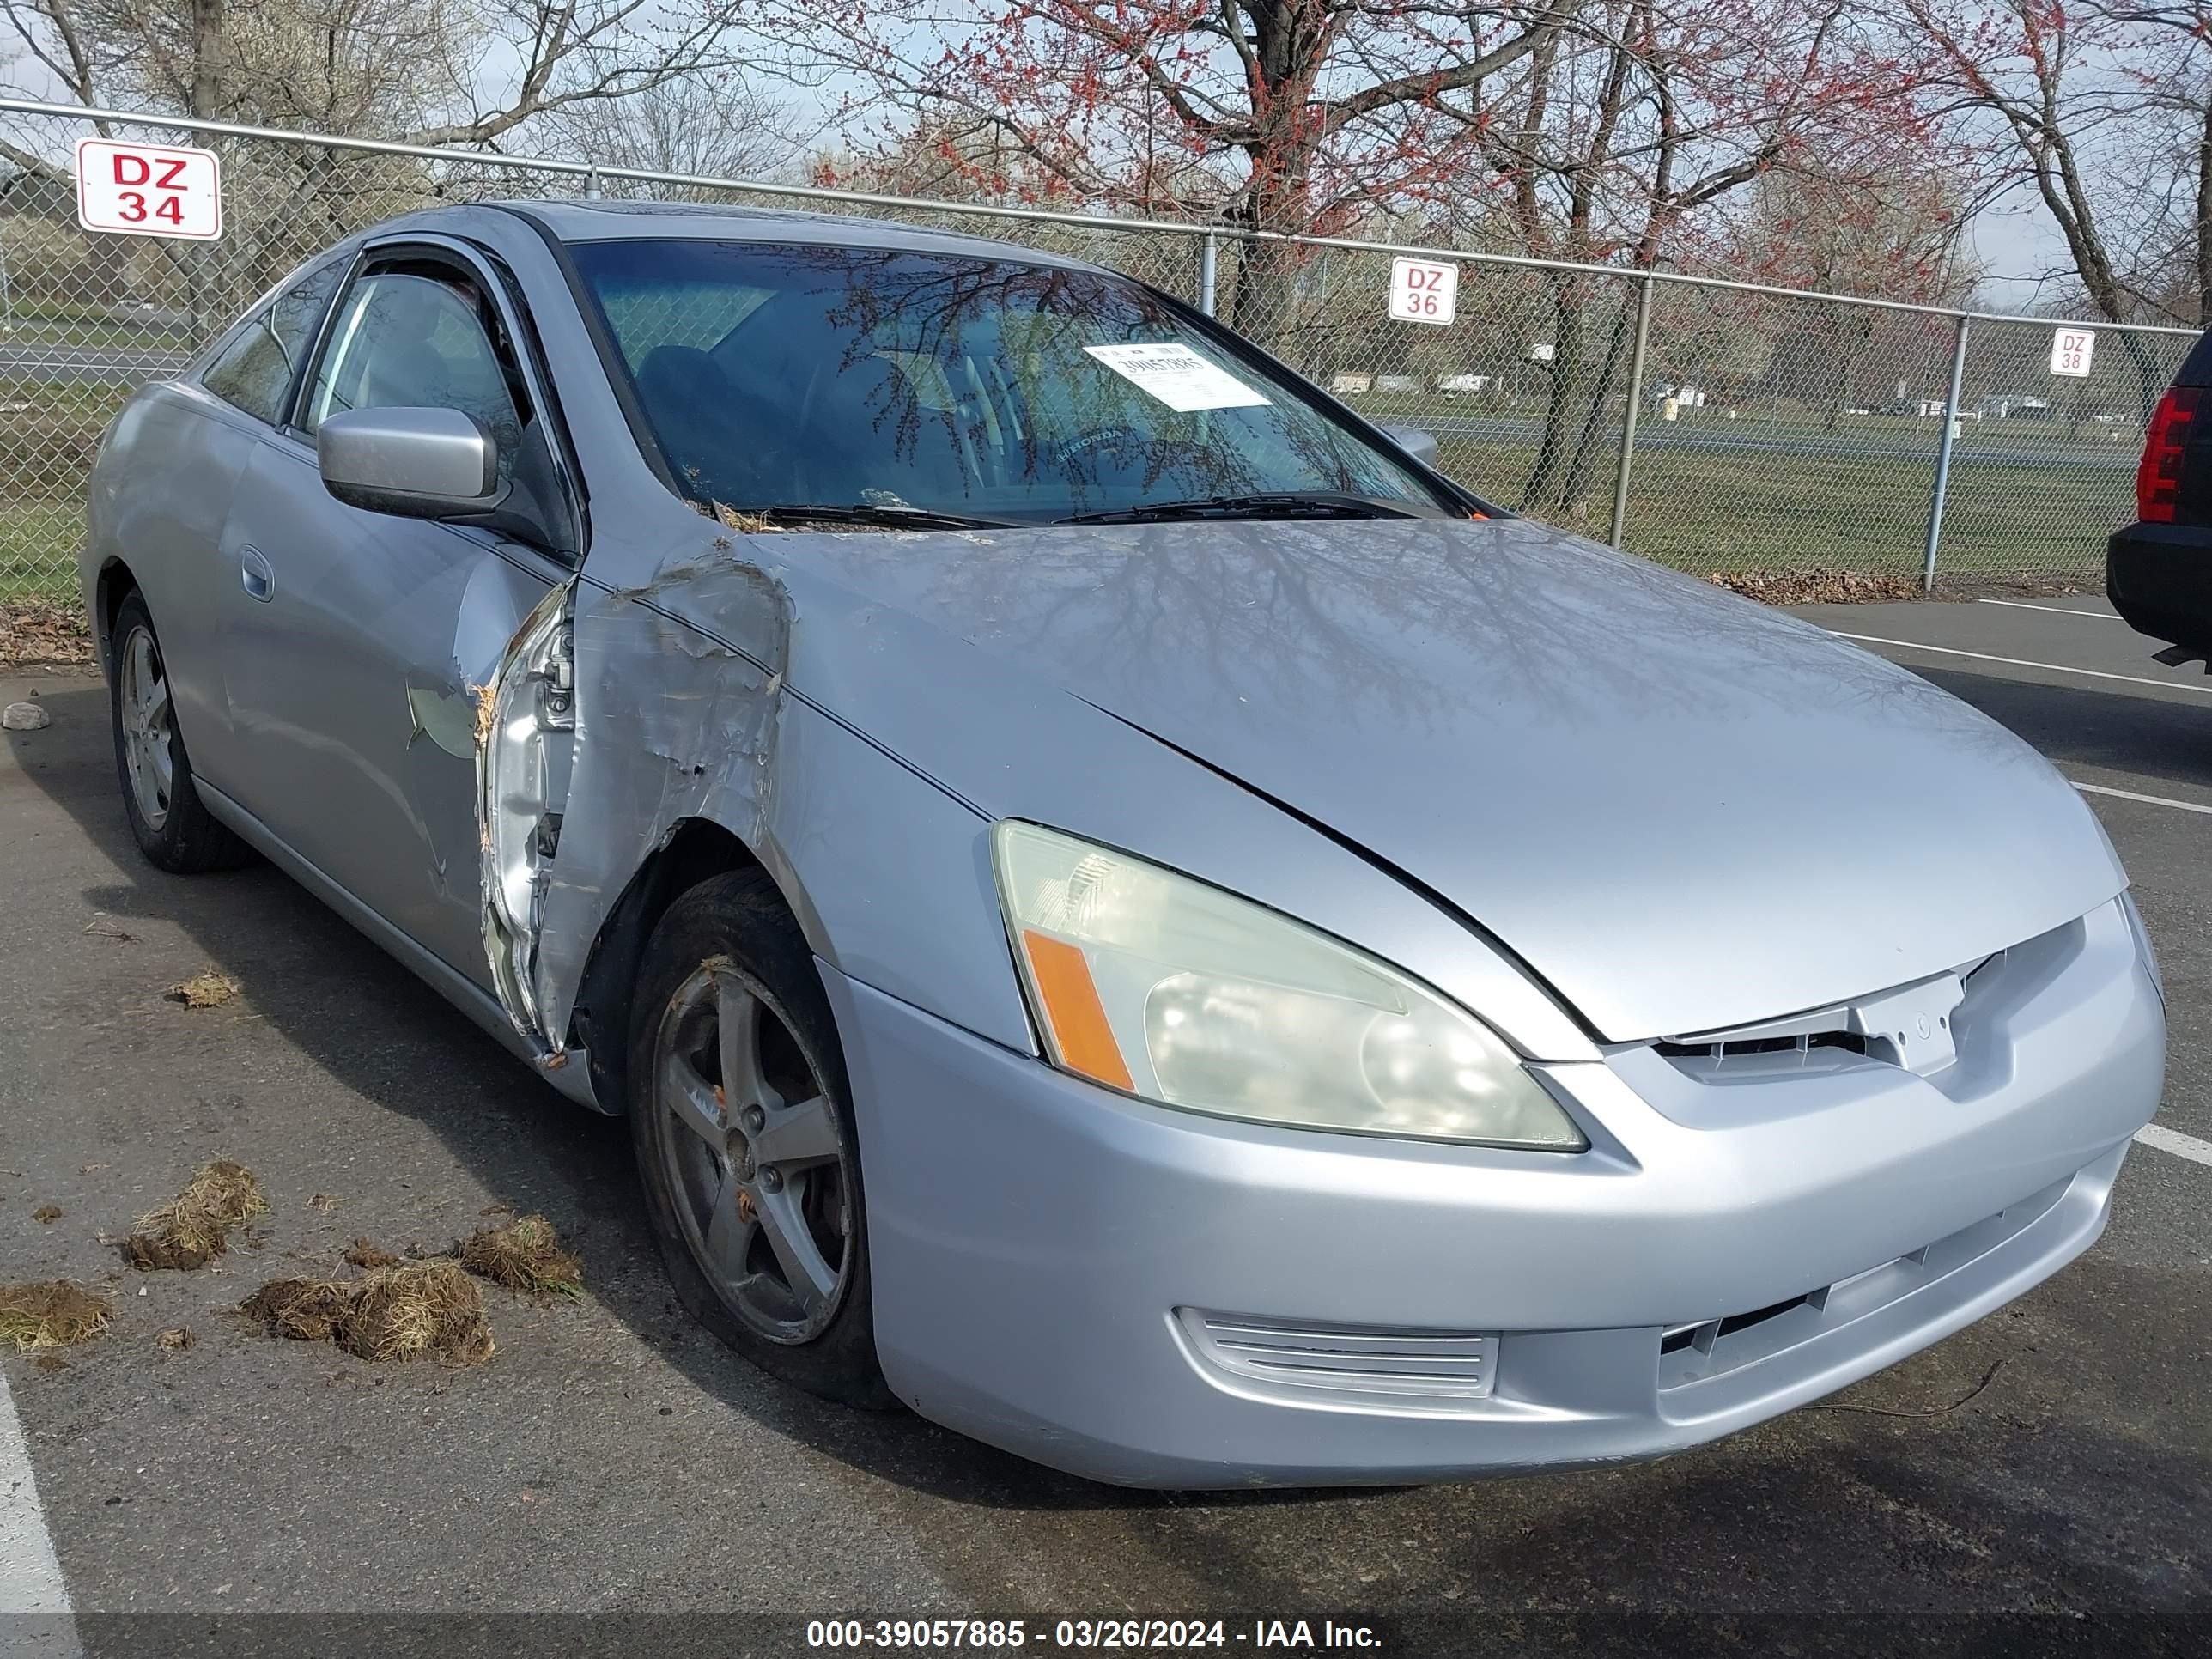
[0,384,2123,608]
[1438,423,2116,589]
[2,501,82,599]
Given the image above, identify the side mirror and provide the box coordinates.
[1377,423,1440,470]
[319,406,503,520]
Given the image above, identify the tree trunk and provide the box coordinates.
[185,0,225,337]
[2197,92,2212,329]
[1228,235,1301,356]
[1224,127,1320,358]
[191,0,224,123]
[1523,276,1591,514]
[1558,286,1643,517]
[2119,331,2166,427]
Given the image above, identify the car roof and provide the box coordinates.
[474,198,1106,272]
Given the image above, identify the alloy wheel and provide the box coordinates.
[118,623,174,832]
[653,959,855,1344]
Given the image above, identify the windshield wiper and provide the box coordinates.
[1053,492,1422,526]
[726,502,1018,531]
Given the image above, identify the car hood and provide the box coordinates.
[768,514,2123,1042]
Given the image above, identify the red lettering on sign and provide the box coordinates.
[154,155,188,189]
[112,155,149,185]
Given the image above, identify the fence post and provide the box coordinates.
[1199,233,1218,317]
[1608,271,1656,550]
[1922,315,1972,592]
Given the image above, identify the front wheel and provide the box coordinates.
[107,592,252,873]
[627,870,892,1407]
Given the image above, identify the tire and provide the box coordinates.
[107,591,253,874]
[628,869,893,1407]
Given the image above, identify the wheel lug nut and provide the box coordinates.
[743,1106,765,1132]
[759,1167,783,1193]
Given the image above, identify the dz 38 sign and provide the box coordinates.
[75,137,223,240]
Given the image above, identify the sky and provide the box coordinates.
[1968,193,2088,317]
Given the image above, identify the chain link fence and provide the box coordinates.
[1,98,2198,617]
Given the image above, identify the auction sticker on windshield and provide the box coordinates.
[1084,343,1272,411]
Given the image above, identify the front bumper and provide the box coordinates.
[823,900,2162,1488]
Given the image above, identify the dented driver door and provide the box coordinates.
[221,429,562,988]
[222,238,581,994]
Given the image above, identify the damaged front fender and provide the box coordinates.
[477,580,576,1063]
[473,533,797,1094]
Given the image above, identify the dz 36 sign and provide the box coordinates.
[1388,256,1458,325]
[75,137,223,240]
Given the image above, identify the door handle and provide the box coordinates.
[239,544,275,603]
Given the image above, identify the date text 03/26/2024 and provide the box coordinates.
[805,1620,1383,1650]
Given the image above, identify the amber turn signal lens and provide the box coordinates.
[1018,928,1134,1091]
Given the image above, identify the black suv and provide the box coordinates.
[2109,337,2212,663]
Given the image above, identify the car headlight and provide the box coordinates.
[992,822,1586,1150]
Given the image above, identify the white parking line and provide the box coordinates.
[0,1370,73,1642]
[2137,1123,2212,1169]
[1833,632,2212,696]
[2072,781,2212,815]
[1975,599,2122,619]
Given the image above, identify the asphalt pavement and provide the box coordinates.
[0,594,2207,1657]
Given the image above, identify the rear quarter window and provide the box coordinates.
[202,258,345,425]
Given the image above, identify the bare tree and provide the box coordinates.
[1,0,763,332]
[531,67,804,191]
[1449,0,1927,513]
[2090,0,2212,325]
[1897,0,2139,319]
[2,0,751,148]
[747,0,1584,344]
[1893,0,2185,416]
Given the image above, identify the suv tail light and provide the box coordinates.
[2137,385,2203,522]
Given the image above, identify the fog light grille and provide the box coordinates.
[1176,1309,1495,1402]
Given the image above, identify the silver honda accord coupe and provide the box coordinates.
[82,201,2163,1486]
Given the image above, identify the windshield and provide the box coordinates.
[567,238,1452,525]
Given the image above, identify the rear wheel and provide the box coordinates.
[628,870,891,1407]
[108,592,252,873]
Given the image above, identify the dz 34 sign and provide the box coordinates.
[76,137,223,240]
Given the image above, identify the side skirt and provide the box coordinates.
[194,779,605,1111]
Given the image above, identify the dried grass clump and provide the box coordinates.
[240,1277,349,1342]
[240,1261,494,1367]
[459,1214,582,1297]
[0,599,96,667]
[123,1159,269,1270]
[167,969,240,1008]
[343,1238,400,1270]
[0,1282,112,1351]
[713,501,782,535]
[31,1205,59,1223]
[155,1327,193,1352]
[1708,570,1920,606]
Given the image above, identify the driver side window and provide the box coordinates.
[304,268,525,481]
